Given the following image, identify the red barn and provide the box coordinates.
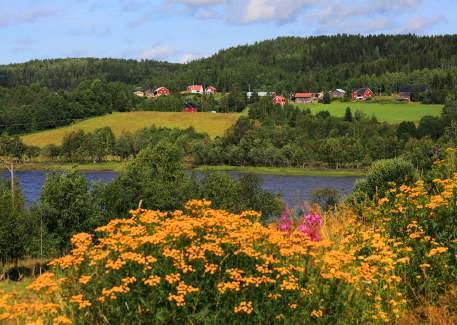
[205,85,217,94]
[352,88,373,101]
[273,95,287,106]
[153,87,170,97]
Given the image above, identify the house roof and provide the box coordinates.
[155,86,168,92]
[274,95,286,100]
[355,88,371,96]
[294,92,313,98]
[335,89,346,93]
[399,84,428,93]
[206,85,216,90]
[188,85,203,91]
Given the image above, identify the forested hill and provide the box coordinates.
[0,58,180,90]
[1,34,457,96]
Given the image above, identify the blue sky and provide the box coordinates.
[1,0,456,64]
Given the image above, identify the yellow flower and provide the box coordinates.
[144,275,161,287]
[69,294,91,310]
[234,301,253,314]
[427,247,448,257]
[79,275,92,285]
[311,309,324,318]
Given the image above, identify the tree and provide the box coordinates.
[416,116,443,140]
[397,121,416,140]
[441,94,457,127]
[344,107,353,122]
[38,170,97,254]
[322,92,331,104]
[0,179,30,266]
[101,141,192,217]
[352,158,416,201]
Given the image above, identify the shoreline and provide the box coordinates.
[3,161,126,172]
[194,165,365,177]
[2,162,365,177]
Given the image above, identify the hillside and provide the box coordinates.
[2,35,457,96]
[21,112,240,147]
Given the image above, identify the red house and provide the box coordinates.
[153,87,170,97]
[183,102,198,112]
[187,85,204,94]
[352,88,373,101]
[205,85,217,95]
[273,95,287,106]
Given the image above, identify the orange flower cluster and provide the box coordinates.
[2,199,412,323]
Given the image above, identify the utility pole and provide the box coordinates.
[1,158,16,206]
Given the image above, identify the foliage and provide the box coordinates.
[0,180,32,266]
[0,79,137,135]
[372,174,457,303]
[352,158,416,202]
[310,187,340,211]
[98,142,282,220]
[37,170,98,254]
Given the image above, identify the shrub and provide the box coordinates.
[310,187,340,211]
[352,157,416,202]
[374,175,457,302]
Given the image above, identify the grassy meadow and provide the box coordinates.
[296,101,442,123]
[22,111,241,147]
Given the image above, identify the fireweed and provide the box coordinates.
[1,200,408,324]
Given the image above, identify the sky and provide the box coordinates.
[1,0,456,65]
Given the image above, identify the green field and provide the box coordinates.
[296,101,442,123]
[22,111,241,147]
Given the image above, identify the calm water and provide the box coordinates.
[1,170,358,207]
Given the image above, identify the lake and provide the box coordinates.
[1,170,359,207]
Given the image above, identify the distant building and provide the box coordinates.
[352,88,373,101]
[331,89,346,99]
[183,102,198,112]
[153,87,170,97]
[398,85,428,101]
[145,89,154,98]
[133,90,145,97]
[314,92,324,101]
[293,92,313,104]
[246,91,275,100]
[273,95,287,106]
[187,85,204,94]
[205,85,217,95]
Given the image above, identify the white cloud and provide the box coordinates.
[234,0,315,24]
[398,15,445,33]
[0,6,56,28]
[139,44,176,60]
[160,0,431,31]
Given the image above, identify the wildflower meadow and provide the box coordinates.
[1,158,456,323]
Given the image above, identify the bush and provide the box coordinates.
[373,173,457,303]
[310,187,340,211]
[352,158,416,202]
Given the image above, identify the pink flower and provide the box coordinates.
[278,209,293,233]
[299,214,322,241]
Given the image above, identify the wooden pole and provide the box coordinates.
[10,161,14,207]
